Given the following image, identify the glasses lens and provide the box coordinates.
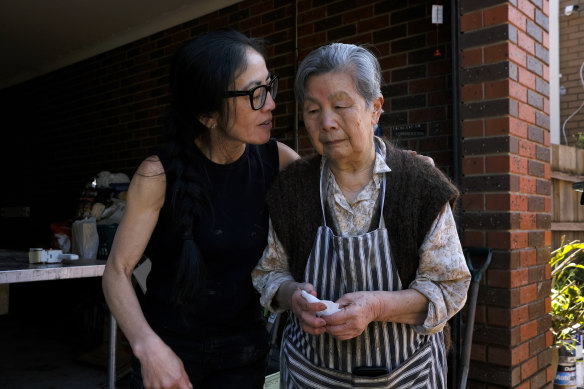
[252,86,266,110]
[270,77,278,100]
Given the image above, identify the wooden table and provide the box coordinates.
[0,249,117,389]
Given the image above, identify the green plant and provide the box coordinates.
[575,132,584,149]
[550,238,584,344]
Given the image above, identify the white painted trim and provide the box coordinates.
[550,0,561,144]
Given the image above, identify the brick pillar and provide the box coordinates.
[459,0,553,387]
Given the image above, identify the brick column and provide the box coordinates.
[459,0,553,387]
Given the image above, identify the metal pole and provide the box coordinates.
[459,280,479,389]
[108,312,117,389]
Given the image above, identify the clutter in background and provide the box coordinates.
[47,171,129,260]
[28,248,79,264]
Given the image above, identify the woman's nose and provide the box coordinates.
[321,110,337,131]
[262,91,276,111]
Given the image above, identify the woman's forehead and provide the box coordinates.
[305,71,357,98]
[234,49,268,88]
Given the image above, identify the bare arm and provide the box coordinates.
[102,157,192,389]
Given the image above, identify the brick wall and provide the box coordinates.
[0,0,456,247]
[459,0,553,387]
[0,0,555,386]
[559,0,584,146]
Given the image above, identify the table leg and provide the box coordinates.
[0,284,8,315]
[108,312,117,389]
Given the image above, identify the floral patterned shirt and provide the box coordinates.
[252,137,471,334]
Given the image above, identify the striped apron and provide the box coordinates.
[280,163,447,388]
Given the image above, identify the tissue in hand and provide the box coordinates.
[301,290,343,317]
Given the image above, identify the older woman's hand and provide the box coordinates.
[321,292,380,341]
[287,282,328,335]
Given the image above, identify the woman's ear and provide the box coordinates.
[371,95,384,125]
[198,114,217,130]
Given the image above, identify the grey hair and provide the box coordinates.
[294,43,383,109]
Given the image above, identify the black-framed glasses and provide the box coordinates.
[224,75,278,110]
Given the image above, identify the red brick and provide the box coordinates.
[509,5,527,29]
[488,345,512,366]
[511,268,530,287]
[485,4,509,26]
[519,176,537,193]
[462,156,485,174]
[462,119,485,137]
[487,193,508,210]
[486,155,509,173]
[519,213,537,229]
[486,117,509,136]
[519,249,537,266]
[545,230,552,245]
[510,80,528,103]
[511,155,529,174]
[461,10,483,32]
[521,356,538,380]
[485,42,509,63]
[471,343,487,362]
[518,103,536,124]
[518,139,536,158]
[461,47,483,67]
[410,77,445,93]
[511,305,531,327]
[519,285,538,305]
[488,269,510,288]
[488,306,511,326]
[487,231,529,249]
[487,193,528,211]
[463,230,486,247]
[509,117,529,138]
[428,91,448,106]
[462,193,485,211]
[462,83,484,101]
[509,43,527,67]
[355,14,384,29]
[485,79,509,99]
[299,7,326,22]
[517,30,535,55]
[518,0,536,19]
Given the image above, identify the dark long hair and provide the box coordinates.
[164,29,266,307]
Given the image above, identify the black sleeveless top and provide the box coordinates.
[143,139,279,336]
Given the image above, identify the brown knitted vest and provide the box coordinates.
[266,139,459,287]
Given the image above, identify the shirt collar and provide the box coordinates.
[320,135,392,174]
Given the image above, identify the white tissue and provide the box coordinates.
[301,290,343,317]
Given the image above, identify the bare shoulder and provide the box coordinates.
[277,141,300,171]
[135,155,165,178]
[128,156,166,209]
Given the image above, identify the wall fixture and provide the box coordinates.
[565,5,580,16]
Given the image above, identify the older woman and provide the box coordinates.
[252,43,471,388]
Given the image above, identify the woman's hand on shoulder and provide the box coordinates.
[277,141,300,171]
[405,150,435,166]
